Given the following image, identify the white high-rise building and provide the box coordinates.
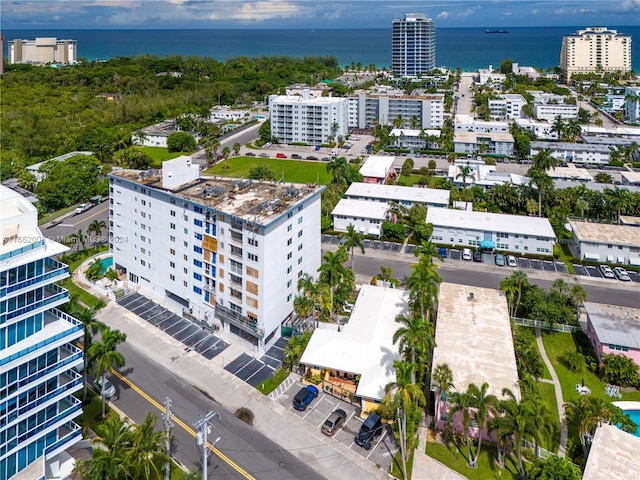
[8,38,77,65]
[392,13,436,77]
[560,27,632,81]
[108,157,323,352]
[1,186,83,479]
[269,92,348,145]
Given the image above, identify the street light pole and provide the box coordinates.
[194,410,219,480]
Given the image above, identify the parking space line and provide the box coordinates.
[366,431,387,460]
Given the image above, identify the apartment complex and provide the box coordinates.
[391,13,436,77]
[453,131,515,157]
[626,86,640,124]
[108,157,323,352]
[560,27,632,81]
[1,186,84,479]
[8,37,77,65]
[268,93,348,145]
[347,92,444,130]
[488,94,527,120]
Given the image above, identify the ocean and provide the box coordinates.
[3,27,639,72]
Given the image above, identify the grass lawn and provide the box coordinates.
[391,449,414,479]
[60,245,109,310]
[204,157,332,185]
[541,331,640,403]
[76,390,117,433]
[537,381,561,451]
[256,368,290,395]
[137,147,183,168]
[38,204,78,226]
[426,442,518,480]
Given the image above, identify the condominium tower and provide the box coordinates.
[8,38,77,65]
[392,13,436,77]
[1,186,84,479]
[560,27,632,81]
[108,157,323,352]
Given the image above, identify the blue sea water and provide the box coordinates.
[3,27,639,72]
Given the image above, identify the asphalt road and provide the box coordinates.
[109,342,327,480]
[352,254,639,309]
[44,202,110,246]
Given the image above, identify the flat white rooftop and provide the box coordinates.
[332,198,388,220]
[389,128,441,138]
[569,220,640,247]
[621,171,640,184]
[270,94,346,106]
[345,182,450,206]
[582,423,640,480]
[359,155,395,178]
[431,283,519,399]
[546,166,593,182]
[300,285,409,401]
[427,208,556,239]
[454,131,514,143]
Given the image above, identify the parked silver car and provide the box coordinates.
[93,377,117,398]
[613,267,631,281]
[599,264,615,279]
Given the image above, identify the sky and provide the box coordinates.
[1,0,638,30]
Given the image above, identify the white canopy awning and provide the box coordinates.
[584,252,600,261]
[629,257,640,266]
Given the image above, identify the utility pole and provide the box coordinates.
[194,410,220,480]
[162,398,175,480]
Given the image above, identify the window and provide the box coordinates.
[141,259,146,266]
[170,248,175,255]
[230,245,243,257]
[183,254,188,261]
[287,252,292,260]
[193,286,202,295]
[298,257,303,264]
[287,224,292,232]
[248,238,258,247]
[298,244,303,251]
[170,210,176,217]
[248,253,258,262]
[184,268,188,274]
[169,274,175,281]
[141,224,146,231]
[170,235,175,242]
[194,259,203,268]
[287,279,292,288]
[287,293,293,302]
[298,270,303,278]
[183,280,188,287]
[287,266,292,274]
[287,238,292,246]
[170,223,176,230]
[195,233,203,241]
[184,228,189,235]
[194,219,203,227]
[194,246,203,254]
[140,248,146,254]
[183,215,189,222]
[170,261,175,268]
[230,259,243,275]
[287,212,293,219]
[298,230,303,238]
[194,273,202,281]
[298,217,303,224]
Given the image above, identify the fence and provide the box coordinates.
[511,316,580,333]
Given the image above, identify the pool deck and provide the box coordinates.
[613,400,640,411]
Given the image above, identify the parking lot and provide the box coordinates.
[574,264,640,283]
[273,381,398,471]
[223,337,288,387]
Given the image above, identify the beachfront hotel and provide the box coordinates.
[7,37,77,65]
[560,27,632,81]
[108,156,323,353]
[391,13,436,77]
[0,186,84,479]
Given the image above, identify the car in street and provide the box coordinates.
[245,152,256,157]
[291,154,302,159]
[354,412,382,450]
[276,153,287,158]
[494,254,505,266]
[321,408,347,436]
[321,157,331,162]
[306,155,318,161]
[473,250,483,263]
[263,142,272,148]
[75,203,91,215]
[259,153,269,158]
[599,264,616,279]
[292,385,318,411]
[507,255,517,267]
[93,377,117,398]
[613,266,631,281]
[462,248,472,261]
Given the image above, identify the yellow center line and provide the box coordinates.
[111,370,255,480]
[73,205,109,226]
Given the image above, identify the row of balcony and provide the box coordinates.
[0,259,69,297]
[214,302,263,338]
[2,284,69,325]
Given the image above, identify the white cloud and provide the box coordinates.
[437,11,449,19]
[502,11,512,16]
[531,8,538,15]
[457,5,481,17]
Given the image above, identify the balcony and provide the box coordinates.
[2,284,69,323]
[44,421,83,460]
[0,259,69,297]
[214,302,263,338]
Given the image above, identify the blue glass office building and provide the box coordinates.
[1,187,83,479]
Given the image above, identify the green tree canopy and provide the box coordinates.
[35,154,101,209]
[167,132,197,152]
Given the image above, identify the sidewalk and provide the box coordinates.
[535,328,568,458]
[95,301,392,480]
[412,427,467,480]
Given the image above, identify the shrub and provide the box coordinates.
[234,407,254,426]
[600,353,640,387]
[559,350,586,372]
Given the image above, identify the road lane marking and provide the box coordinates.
[73,205,109,226]
[111,370,255,480]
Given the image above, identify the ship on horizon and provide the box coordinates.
[486,29,509,34]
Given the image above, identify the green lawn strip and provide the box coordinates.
[75,390,118,433]
[391,449,414,479]
[425,442,517,480]
[204,157,332,185]
[256,368,290,395]
[137,147,183,168]
[38,204,78,226]
[541,331,640,402]
[59,245,109,310]
[537,382,561,452]
[556,244,576,274]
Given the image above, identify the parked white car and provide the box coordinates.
[599,264,615,279]
[75,203,91,215]
[613,267,631,281]
[507,255,517,267]
[93,377,116,398]
[462,248,472,261]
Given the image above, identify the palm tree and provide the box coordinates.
[392,114,405,129]
[529,169,553,217]
[317,247,349,319]
[575,197,589,218]
[67,302,105,402]
[566,119,582,141]
[551,278,569,296]
[500,388,535,478]
[532,147,558,172]
[343,224,365,271]
[384,360,425,480]
[550,115,565,141]
[563,396,598,458]
[69,229,87,251]
[88,327,127,419]
[406,256,441,322]
[604,187,632,224]
[413,240,443,262]
[456,165,474,189]
[467,382,498,467]
[76,415,132,479]
[528,398,555,459]
[130,413,170,480]
[221,145,231,160]
[88,219,107,242]
[232,142,241,156]
[570,284,587,319]
[393,312,433,384]
[326,157,350,186]
[448,388,475,465]
[432,363,454,404]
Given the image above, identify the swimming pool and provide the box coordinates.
[98,256,113,275]
[623,410,640,437]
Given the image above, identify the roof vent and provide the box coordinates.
[468,292,474,301]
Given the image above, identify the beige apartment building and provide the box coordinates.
[560,27,631,81]
[8,37,77,65]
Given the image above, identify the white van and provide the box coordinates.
[331,149,339,156]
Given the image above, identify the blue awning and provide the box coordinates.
[480,240,496,249]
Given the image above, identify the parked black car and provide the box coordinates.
[473,250,483,262]
[354,412,382,450]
